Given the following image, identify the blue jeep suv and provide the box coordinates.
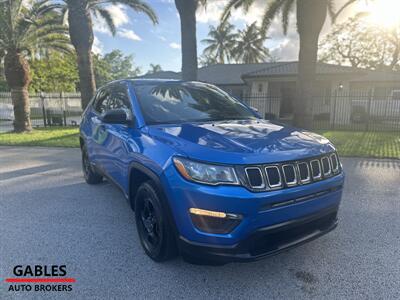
[80,79,344,264]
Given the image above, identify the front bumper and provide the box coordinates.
[161,162,344,261]
[178,205,338,262]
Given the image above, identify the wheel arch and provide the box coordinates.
[128,162,180,239]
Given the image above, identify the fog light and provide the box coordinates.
[189,208,242,234]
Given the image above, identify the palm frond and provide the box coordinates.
[221,0,252,24]
[281,0,295,35]
[94,7,116,35]
[260,0,286,35]
[0,0,71,60]
[90,0,158,24]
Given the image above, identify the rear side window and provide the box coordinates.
[93,84,131,114]
[93,88,111,114]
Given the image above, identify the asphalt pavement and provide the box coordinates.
[0,146,399,299]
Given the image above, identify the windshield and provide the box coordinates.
[134,83,257,125]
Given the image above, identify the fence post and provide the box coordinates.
[331,89,337,130]
[61,92,67,126]
[366,89,373,131]
[40,92,46,127]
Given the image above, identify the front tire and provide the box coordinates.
[81,147,102,184]
[135,181,177,262]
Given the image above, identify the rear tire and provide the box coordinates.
[135,181,177,262]
[81,147,103,184]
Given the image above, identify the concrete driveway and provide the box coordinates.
[0,146,399,299]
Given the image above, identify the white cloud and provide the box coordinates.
[92,36,104,54]
[270,38,299,61]
[106,4,129,27]
[118,29,141,41]
[196,0,264,25]
[169,42,181,49]
[93,4,130,34]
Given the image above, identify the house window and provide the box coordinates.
[258,83,263,93]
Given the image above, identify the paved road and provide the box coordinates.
[0,146,399,299]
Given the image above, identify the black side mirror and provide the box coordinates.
[101,109,131,125]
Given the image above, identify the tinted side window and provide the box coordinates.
[109,84,131,111]
[94,88,112,114]
[93,84,131,114]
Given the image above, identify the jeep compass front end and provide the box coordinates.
[79,79,344,264]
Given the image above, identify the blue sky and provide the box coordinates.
[92,0,359,74]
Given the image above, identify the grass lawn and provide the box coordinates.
[0,127,399,159]
[0,127,79,148]
[319,131,400,159]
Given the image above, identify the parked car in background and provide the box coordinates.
[80,79,345,264]
[0,103,14,121]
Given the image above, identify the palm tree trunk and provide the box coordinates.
[175,0,198,81]
[67,0,96,109]
[4,51,32,132]
[295,0,328,129]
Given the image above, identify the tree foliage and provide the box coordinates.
[148,64,163,74]
[234,22,270,63]
[201,22,238,63]
[319,15,400,70]
[62,0,158,108]
[30,53,79,92]
[94,50,141,87]
[201,22,270,64]
[0,0,72,131]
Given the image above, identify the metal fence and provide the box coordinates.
[0,92,82,131]
[243,90,400,131]
[1,90,400,132]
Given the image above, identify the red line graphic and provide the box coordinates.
[5,278,76,283]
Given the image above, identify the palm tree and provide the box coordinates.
[221,0,357,128]
[175,0,200,81]
[63,0,158,109]
[198,54,219,67]
[201,22,238,64]
[0,0,72,132]
[233,22,270,63]
[148,63,162,74]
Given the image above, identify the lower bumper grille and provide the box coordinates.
[248,211,338,256]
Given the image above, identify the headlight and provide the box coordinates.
[173,157,239,186]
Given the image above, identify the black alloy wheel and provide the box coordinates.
[81,147,102,184]
[135,181,177,262]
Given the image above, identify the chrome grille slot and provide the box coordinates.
[265,166,282,188]
[282,164,297,186]
[243,153,340,191]
[321,157,331,176]
[297,162,311,183]
[330,153,339,173]
[245,167,265,188]
[310,160,322,180]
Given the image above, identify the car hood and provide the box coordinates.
[147,119,335,164]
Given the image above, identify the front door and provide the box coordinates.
[91,83,135,192]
